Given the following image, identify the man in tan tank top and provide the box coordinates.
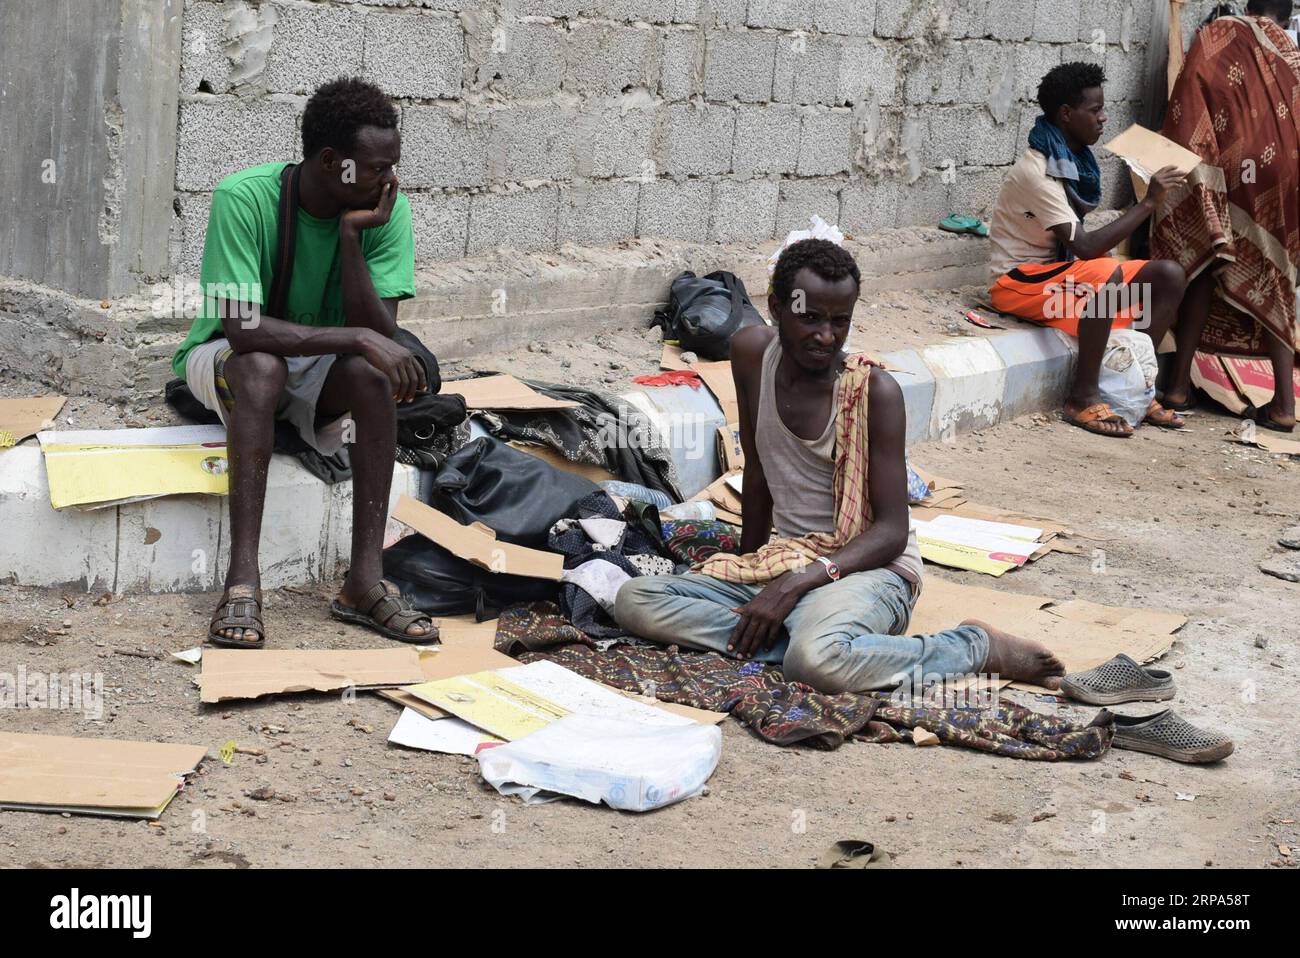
[615,240,1065,695]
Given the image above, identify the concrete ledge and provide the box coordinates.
[886,327,1078,443]
[1,225,992,402]
[0,445,420,594]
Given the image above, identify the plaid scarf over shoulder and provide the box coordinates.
[692,354,875,584]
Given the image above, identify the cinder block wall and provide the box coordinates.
[170,0,1175,276]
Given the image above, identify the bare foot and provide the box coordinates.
[963,619,1065,689]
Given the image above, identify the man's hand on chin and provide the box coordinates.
[728,568,819,659]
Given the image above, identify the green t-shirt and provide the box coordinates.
[171,161,416,377]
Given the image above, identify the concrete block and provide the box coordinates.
[878,349,936,446]
[176,96,299,191]
[507,0,585,15]
[401,105,488,188]
[115,494,222,594]
[925,106,1017,168]
[816,0,877,36]
[948,0,986,39]
[1099,155,1133,209]
[1032,2,1082,43]
[467,187,560,255]
[710,179,779,243]
[838,40,897,105]
[475,21,565,99]
[798,108,853,175]
[488,104,579,182]
[774,34,843,106]
[0,447,117,592]
[262,4,363,95]
[655,104,736,177]
[986,0,1035,41]
[704,30,778,103]
[990,328,1074,422]
[659,28,703,100]
[921,337,1007,437]
[747,0,816,30]
[172,192,211,279]
[1078,0,1127,45]
[732,105,801,176]
[1015,41,1064,102]
[874,0,938,39]
[894,170,954,228]
[565,23,658,96]
[776,178,842,235]
[407,191,470,261]
[1105,44,1147,103]
[700,0,751,28]
[839,178,899,235]
[902,40,965,105]
[578,1,671,20]
[180,0,233,95]
[363,9,462,99]
[949,166,1005,221]
[575,103,657,179]
[1058,41,1106,71]
[558,180,640,247]
[637,178,712,241]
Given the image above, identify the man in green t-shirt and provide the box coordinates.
[177,77,434,648]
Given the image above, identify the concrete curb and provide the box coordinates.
[0,326,1077,595]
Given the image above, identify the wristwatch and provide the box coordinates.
[815,556,841,581]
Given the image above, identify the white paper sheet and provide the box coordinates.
[387,708,502,755]
[499,660,694,728]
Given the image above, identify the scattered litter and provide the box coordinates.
[913,514,1044,576]
[477,713,722,812]
[392,495,564,581]
[171,647,203,665]
[387,708,502,756]
[198,648,424,704]
[441,374,578,411]
[911,727,940,747]
[631,370,702,389]
[36,424,229,510]
[1175,793,1197,802]
[816,840,892,869]
[0,731,206,819]
[0,395,66,447]
[1032,811,1057,822]
[962,310,1004,330]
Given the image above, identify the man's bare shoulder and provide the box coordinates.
[729,324,776,365]
[866,365,905,418]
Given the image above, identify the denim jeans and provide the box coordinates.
[613,568,989,695]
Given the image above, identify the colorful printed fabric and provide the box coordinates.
[660,518,743,565]
[691,354,878,585]
[1151,15,1300,356]
[494,603,1112,759]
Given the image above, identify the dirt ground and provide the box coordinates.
[2,298,1298,869]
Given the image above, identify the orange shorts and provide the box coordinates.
[989,258,1147,337]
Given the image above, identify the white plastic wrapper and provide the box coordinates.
[767,214,846,276]
[478,714,722,812]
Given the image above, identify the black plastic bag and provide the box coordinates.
[427,436,598,547]
[382,535,557,620]
[652,270,765,360]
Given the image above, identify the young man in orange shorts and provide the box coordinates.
[989,62,1190,437]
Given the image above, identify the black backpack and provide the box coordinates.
[652,270,766,360]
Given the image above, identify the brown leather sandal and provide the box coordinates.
[1144,399,1185,430]
[209,585,265,648]
[1065,402,1133,438]
[330,581,438,644]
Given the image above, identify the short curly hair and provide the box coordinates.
[1037,62,1106,120]
[301,77,399,159]
[771,239,861,305]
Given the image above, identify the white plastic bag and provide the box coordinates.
[1098,328,1156,428]
[477,714,722,812]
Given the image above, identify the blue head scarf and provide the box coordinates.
[1027,114,1102,215]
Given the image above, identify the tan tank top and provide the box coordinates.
[755,337,924,592]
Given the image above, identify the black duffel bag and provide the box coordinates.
[382,535,558,620]
[652,270,766,360]
[427,436,598,547]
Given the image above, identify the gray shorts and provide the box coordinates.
[184,337,349,455]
